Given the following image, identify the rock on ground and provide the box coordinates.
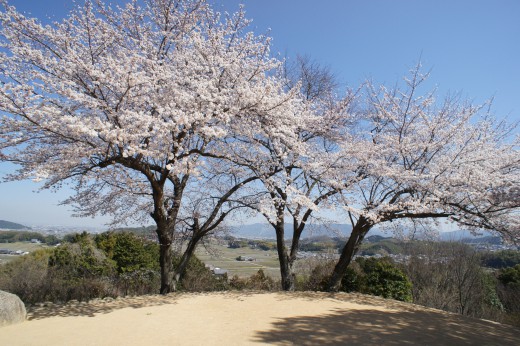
[0,290,26,327]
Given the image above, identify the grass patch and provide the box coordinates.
[0,242,49,264]
[196,243,280,278]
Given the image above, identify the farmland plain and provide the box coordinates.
[0,242,48,263]
[196,243,280,278]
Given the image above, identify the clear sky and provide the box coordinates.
[0,0,519,228]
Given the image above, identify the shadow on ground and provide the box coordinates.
[274,291,418,309]
[26,290,520,346]
[252,307,520,346]
[27,294,179,320]
[26,291,261,320]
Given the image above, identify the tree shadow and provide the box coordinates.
[27,294,179,320]
[252,307,520,345]
[26,290,265,320]
[274,291,426,312]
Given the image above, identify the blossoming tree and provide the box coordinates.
[326,68,520,291]
[220,56,354,290]
[0,0,304,293]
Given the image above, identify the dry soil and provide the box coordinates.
[1,291,519,345]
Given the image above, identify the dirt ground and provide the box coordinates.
[1,292,519,345]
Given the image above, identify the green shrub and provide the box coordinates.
[94,232,161,295]
[498,264,520,286]
[299,256,412,302]
[247,269,276,290]
[49,241,115,278]
[177,255,228,292]
[46,235,115,301]
[340,265,363,293]
[304,260,335,291]
[95,232,159,273]
[497,264,520,319]
[0,249,52,304]
[355,257,412,302]
[0,232,158,303]
[481,250,520,269]
[228,269,277,291]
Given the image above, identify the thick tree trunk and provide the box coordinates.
[274,222,295,291]
[279,255,295,291]
[155,221,175,294]
[159,241,174,294]
[327,217,372,292]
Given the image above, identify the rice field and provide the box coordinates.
[196,243,280,278]
[0,241,48,264]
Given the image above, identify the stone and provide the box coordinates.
[0,290,27,327]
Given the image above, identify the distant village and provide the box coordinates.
[1,219,518,271]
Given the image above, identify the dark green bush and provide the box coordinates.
[94,231,161,295]
[355,257,412,302]
[95,232,159,273]
[299,257,412,302]
[340,265,363,293]
[498,264,520,286]
[481,250,520,269]
[497,264,520,321]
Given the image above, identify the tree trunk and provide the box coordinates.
[274,221,295,291]
[155,221,175,294]
[171,237,199,291]
[159,241,174,294]
[327,217,372,292]
[279,255,295,291]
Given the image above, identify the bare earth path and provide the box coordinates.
[1,292,519,345]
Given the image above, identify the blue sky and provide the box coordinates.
[1,0,519,228]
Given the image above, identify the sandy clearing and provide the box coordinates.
[1,292,519,345]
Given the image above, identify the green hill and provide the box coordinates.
[0,220,30,230]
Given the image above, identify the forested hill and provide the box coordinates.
[0,220,30,230]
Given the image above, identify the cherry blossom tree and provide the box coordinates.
[221,57,354,290]
[0,0,305,293]
[326,67,520,291]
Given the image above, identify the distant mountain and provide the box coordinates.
[439,229,493,242]
[0,220,31,230]
[229,223,391,240]
[461,236,502,245]
[230,224,503,243]
[366,235,393,243]
[229,223,274,239]
[113,225,156,235]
